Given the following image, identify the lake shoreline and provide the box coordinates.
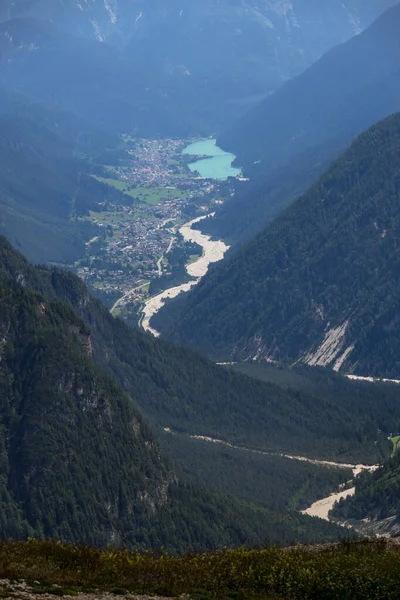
[140,139,241,336]
[183,138,242,179]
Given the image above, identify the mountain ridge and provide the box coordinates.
[155,112,400,380]
[204,1,400,247]
[219,1,400,172]
[1,237,355,549]
[0,1,396,135]
[3,232,400,467]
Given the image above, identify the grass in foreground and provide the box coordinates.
[0,540,400,599]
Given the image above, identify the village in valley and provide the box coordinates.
[75,138,232,322]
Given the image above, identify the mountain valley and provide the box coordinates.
[155,112,400,382]
[1,0,400,587]
[202,1,400,247]
[1,233,366,548]
[0,1,395,135]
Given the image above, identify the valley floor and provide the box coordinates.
[301,487,356,521]
[140,215,229,336]
[176,430,377,474]
[76,138,236,323]
[164,428,378,525]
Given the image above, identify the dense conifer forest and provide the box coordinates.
[333,451,400,525]
[2,0,400,569]
[161,433,352,513]
[4,233,400,548]
[156,113,400,379]
[3,234,400,465]
[1,235,357,548]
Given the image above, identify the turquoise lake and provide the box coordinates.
[182,139,241,180]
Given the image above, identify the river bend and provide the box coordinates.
[141,215,229,336]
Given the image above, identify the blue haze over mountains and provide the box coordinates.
[203,2,400,245]
[0,0,397,262]
[0,0,396,135]
[1,0,400,548]
[155,3,400,383]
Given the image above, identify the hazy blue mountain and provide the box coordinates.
[205,2,400,246]
[0,84,118,152]
[0,105,128,264]
[0,1,396,133]
[0,18,169,136]
[155,113,400,379]
[219,2,400,172]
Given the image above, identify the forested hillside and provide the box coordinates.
[0,108,127,264]
[332,451,400,529]
[2,0,400,558]
[156,113,400,379]
[0,241,352,549]
[162,432,353,514]
[208,2,400,245]
[2,234,400,466]
[0,280,174,546]
[200,138,342,247]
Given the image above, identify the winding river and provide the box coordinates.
[141,139,239,337]
[301,463,378,521]
[141,215,230,336]
[139,141,384,526]
[301,487,357,521]
[162,428,379,524]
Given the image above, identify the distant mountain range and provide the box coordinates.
[206,2,400,246]
[0,0,395,135]
[0,1,397,266]
[220,2,400,172]
[156,112,400,380]
[3,0,392,52]
[0,18,167,137]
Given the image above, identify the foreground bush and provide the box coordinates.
[0,539,399,599]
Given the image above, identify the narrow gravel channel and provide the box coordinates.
[141,215,229,336]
